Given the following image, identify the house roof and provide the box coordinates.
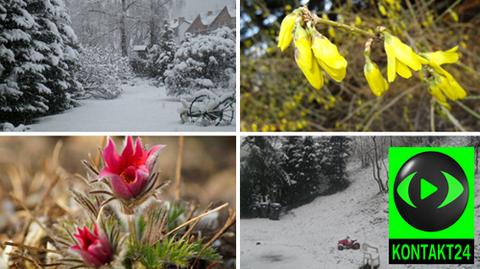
[185,5,235,34]
[186,15,206,33]
[210,6,235,28]
[200,11,218,26]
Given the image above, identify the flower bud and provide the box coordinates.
[364,57,389,96]
[71,224,113,268]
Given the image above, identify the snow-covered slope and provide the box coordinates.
[27,79,235,132]
[241,161,480,269]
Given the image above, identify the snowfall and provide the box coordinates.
[26,78,235,132]
[240,160,480,269]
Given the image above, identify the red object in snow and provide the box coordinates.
[337,236,360,250]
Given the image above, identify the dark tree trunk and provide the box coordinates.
[149,0,158,46]
[120,0,128,57]
[369,137,387,193]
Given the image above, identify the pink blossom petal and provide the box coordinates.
[87,239,112,264]
[146,145,166,171]
[110,175,134,200]
[102,138,120,172]
[121,136,135,163]
[126,166,150,197]
[133,137,145,161]
[98,168,118,180]
[78,249,105,268]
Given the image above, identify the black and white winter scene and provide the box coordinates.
[240,136,480,269]
[0,0,236,131]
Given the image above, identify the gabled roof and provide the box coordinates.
[185,5,236,34]
[186,15,207,33]
[210,6,235,29]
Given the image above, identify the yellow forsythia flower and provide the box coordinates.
[429,72,466,106]
[311,34,347,82]
[355,15,362,26]
[364,57,389,96]
[294,26,324,89]
[422,46,458,74]
[278,12,299,51]
[449,10,459,22]
[443,72,466,100]
[328,27,336,38]
[384,33,427,82]
[429,81,449,108]
[378,4,387,16]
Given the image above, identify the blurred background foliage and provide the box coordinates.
[240,0,480,131]
[0,136,235,242]
[0,137,235,207]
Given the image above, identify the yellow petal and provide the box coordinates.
[449,10,459,22]
[384,37,397,82]
[388,35,422,71]
[311,35,347,82]
[364,59,389,96]
[297,58,324,90]
[278,13,298,51]
[396,60,412,79]
[444,73,466,100]
[355,16,362,26]
[430,83,449,108]
[416,54,429,64]
[378,4,387,16]
[311,35,347,69]
[423,46,459,66]
[436,75,457,100]
[318,60,346,82]
[294,26,313,70]
[328,27,336,38]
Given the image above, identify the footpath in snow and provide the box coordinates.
[240,162,480,269]
[27,79,235,132]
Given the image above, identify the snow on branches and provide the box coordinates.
[165,27,235,96]
[76,46,132,100]
[0,0,82,125]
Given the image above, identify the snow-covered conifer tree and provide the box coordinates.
[146,20,176,82]
[0,0,81,125]
[0,0,50,124]
[280,136,322,207]
[323,136,351,192]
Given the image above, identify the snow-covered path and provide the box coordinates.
[241,162,480,269]
[28,79,235,132]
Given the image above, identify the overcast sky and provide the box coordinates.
[176,0,235,18]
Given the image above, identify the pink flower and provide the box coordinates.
[99,136,165,200]
[71,224,113,268]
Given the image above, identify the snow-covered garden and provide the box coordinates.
[0,0,236,131]
[240,136,480,269]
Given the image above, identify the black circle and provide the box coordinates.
[394,151,468,231]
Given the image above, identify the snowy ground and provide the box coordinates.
[240,161,480,269]
[27,78,235,132]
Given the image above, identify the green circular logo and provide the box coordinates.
[394,151,468,231]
